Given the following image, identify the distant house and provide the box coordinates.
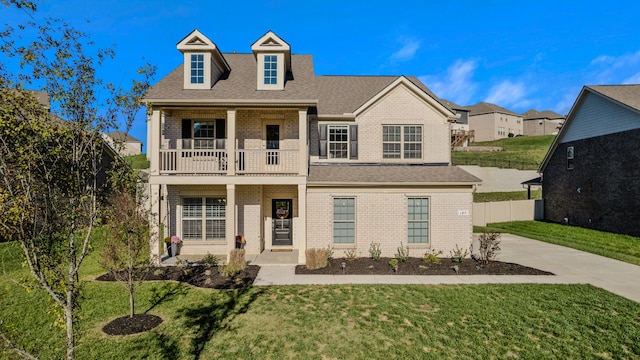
[442,99,474,147]
[467,102,523,141]
[539,84,640,236]
[104,131,143,156]
[143,29,481,264]
[522,109,564,136]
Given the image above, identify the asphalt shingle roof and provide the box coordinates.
[145,53,318,103]
[522,109,564,120]
[588,85,640,112]
[107,131,141,143]
[308,165,481,184]
[467,102,518,116]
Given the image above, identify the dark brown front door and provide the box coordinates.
[272,199,292,246]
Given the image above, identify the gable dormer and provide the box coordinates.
[177,30,230,90]
[251,31,291,91]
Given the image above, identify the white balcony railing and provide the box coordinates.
[235,149,299,174]
[159,149,228,174]
[158,149,300,175]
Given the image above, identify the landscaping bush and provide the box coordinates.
[478,231,501,263]
[305,248,328,270]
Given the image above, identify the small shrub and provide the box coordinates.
[344,248,357,261]
[203,252,220,266]
[305,248,329,270]
[450,245,468,263]
[369,242,382,261]
[325,245,334,261]
[478,231,501,263]
[389,258,399,272]
[395,243,409,262]
[423,249,442,264]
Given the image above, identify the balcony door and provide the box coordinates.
[264,122,282,166]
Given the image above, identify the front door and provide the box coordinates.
[272,199,292,246]
[266,124,279,165]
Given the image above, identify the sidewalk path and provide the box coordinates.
[253,234,640,304]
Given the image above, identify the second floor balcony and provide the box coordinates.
[159,145,301,175]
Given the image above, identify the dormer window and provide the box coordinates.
[252,31,291,91]
[190,54,204,84]
[177,30,230,90]
[264,55,278,85]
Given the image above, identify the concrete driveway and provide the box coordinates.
[498,234,640,303]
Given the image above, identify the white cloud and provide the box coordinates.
[419,59,478,105]
[589,50,640,83]
[484,80,530,109]
[390,38,421,62]
[623,72,640,84]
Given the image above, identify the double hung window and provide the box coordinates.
[407,198,429,243]
[190,54,204,84]
[333,197,355,244]
[383,125,422,159]
[182,197,226,241]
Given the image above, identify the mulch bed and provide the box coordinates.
[102,314,163,336]
[96,264,261,289]
[295,257,554,276]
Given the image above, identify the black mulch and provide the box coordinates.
[295,257,554,276]
[102,314,163,336]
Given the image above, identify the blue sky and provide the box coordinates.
[4,0,640,149]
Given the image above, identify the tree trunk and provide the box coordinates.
[65,290,75,360]
[129,282,135,318]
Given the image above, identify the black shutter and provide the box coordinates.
[349,124,358,160]
[319,124,327,159]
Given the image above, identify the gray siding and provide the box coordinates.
[562,92,640,143]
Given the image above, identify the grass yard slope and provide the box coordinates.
[2,231,640,359]
[482,221,640,266]
[452,135,554,169]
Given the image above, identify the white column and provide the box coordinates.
[298,108,308,176]
[149,108,161,175]
[226,184,236,261]
[297,183,307,264]
[149,184,161,264]
[227,108,236,176]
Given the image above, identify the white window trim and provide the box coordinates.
[183,52,211,90]
[407,197,430,245]
[382,125,423,160]
[256,53,285,90]
[332,197,356,246]
[179,196,227,242]
[328,125,349,159]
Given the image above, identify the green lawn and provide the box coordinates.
[480,221,640,266]
[2,238,640,359]
[474,189,541,202]
[124,153,150,169]
[452,135,554,169]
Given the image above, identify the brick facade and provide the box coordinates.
[543,128,640,236]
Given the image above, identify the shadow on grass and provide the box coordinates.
[145,282,190,314]
[150,332,180,360]
[178,287,264,360]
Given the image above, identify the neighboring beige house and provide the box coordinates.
[143,30,481,264]
[467,102,523,141]
[522,109,564,136]
[442,99,473,147]
[104,131,143,156]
